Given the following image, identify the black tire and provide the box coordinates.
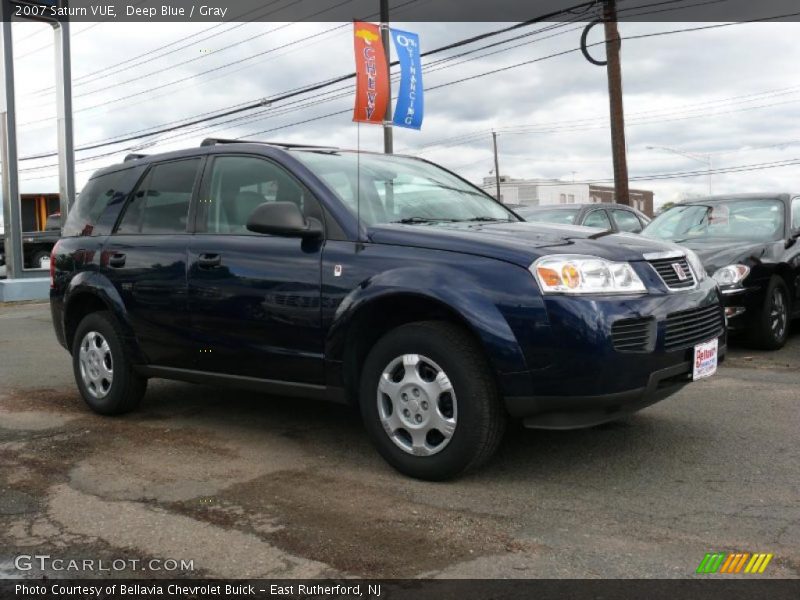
[748,276,791,350]
[359,321,506,481]
[29,250,50,270]
[71,311,147,415]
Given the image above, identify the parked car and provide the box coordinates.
[643,194,800,349]
[517,203,651,233]
[0,194,62,274]
[50,140,725,480]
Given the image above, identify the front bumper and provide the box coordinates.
[507,346,725,429]
[719,285,765,330]
[502,277,725,428]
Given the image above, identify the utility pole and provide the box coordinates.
[380,0,393,154]
[1,15,23,281]
[492,131,501,202]
[602,0,630,205]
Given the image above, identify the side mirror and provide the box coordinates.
[246,202,322,238]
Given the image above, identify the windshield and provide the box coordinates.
[519,208,579,225]
[292,151,517,226]
[643,199,785,243]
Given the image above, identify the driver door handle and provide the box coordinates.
[197,253,222,268]
[109,253,126,268]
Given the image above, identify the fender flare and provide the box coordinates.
[326,265,530,375]
[63,272,145,361]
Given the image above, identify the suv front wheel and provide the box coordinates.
[749,276,791,350]
[360,321,505,480]
[72,311,147,415]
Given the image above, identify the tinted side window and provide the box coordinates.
[117,159,199,235]
[63,170,129,237]
[202,156,319,234]
[583,210,612,230]
[612,209,643,233]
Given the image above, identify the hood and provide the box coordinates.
[679,238,779,274]
[368,221,684,267]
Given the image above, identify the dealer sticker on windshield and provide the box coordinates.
[693,338,718,380]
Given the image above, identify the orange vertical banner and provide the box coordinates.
[353,21,389,124]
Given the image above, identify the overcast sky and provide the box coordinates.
[8,14,800,208]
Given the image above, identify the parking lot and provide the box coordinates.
[0,301,797,579]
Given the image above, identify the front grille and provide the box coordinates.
[612,317,655,353]
[648,257,695,290]
[664,304,724,351]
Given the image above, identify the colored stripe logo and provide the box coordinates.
[697,552,773,574]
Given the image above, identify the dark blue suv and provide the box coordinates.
[50,139,726,480]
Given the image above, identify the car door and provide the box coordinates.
[581,208,613,231]
[101,157,202,368]
[610,208,645,234]
[187,154,325,385]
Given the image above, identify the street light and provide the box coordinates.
[646,145,713,195]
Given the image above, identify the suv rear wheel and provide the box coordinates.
[72,311,147,415]
[360,321,505,480]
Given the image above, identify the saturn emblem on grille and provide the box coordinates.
[672,263,688,281]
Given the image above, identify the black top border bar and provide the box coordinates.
[3,0,800,23]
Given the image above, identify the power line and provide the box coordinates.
[23,0,355,109]
[533,157,800,185]
[18,0,425,121]
[412,90,800,154]
[14,1,147,60]
[18,0,601,161]
[23,4,797,174]
[40,0,295,91]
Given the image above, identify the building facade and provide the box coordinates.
[480,176,654,217]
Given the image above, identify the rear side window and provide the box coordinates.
[116,159,200,235]
[63,170,129,237]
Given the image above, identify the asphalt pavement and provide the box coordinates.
[0,302,798,579]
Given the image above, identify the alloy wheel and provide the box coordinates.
[770,287,788,341]
[376,353,457,456]
[78,331,114,399]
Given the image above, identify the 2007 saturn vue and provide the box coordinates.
[50,140,726,480]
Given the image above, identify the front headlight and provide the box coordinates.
[684,249,707,282]
[712,264,750,287]
[530,255,646,294]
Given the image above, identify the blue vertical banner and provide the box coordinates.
[391,28,424,130]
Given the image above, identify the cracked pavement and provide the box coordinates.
[0,302,798,579]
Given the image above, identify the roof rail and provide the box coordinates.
[200,138,338,150]
[124,153,148,162]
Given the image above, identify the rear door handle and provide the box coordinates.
[197,253,221,268]
[109,253,126,268]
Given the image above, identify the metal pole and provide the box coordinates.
[53,20,75,225]
[603,0,630,206]
[492,131,501,202]
[380,0,393,154]
[1,17,24,279]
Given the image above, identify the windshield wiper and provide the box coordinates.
[391,217,458,224]
[459,217,513,223]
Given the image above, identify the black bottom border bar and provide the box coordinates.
[2,579,800,600]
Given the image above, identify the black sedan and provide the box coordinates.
[643,194,800,349]
[515,203,651,233]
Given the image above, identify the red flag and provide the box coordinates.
[353,22,389,124]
